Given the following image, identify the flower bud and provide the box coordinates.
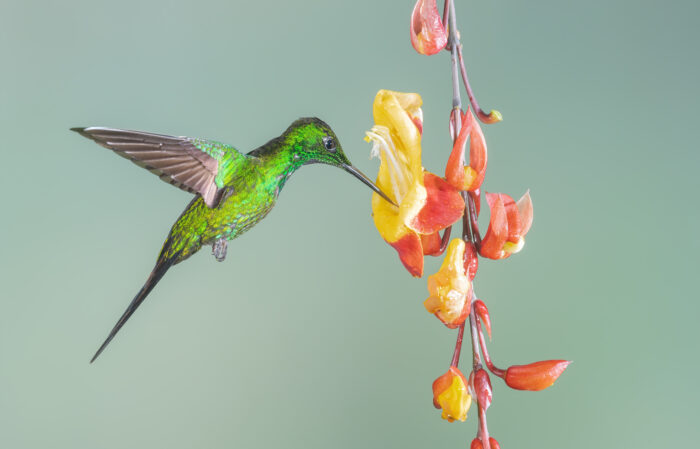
[505,360,571,391]
[410,0,448,56]
[473,369,492,410]
[473,300,491,339]
[471,437,500,449]
[464,241,479,281]
[432,366,472,422]
[445,108,488,192]
[424,239,472,328]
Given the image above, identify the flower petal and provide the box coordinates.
[479,193,508,259]
[388,233,424,277]
[409,172,464,235]
[421,231,442,256]
[372,192,424,277]
[445,109,488,192]
[410,0,448,56]
[464,109,488,191]
[516,190,533,235]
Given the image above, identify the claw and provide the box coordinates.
[212,238,228,262]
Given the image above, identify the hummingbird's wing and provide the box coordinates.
[72,127,246,208]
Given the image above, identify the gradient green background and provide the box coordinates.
[1,0,697,448]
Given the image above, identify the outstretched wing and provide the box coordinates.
[72,127,245,208]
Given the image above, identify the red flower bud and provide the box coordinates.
[410,0,448,56]
[473,369,492,410]
[470,437,500,449]
[505,360,571,391]
[473,300,491,339]
[464,241,479,281]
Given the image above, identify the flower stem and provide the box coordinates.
[457,48,499,124]
[450,320,466,367]
[447,1,491,448]
[476,314,506,378]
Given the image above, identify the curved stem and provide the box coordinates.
[457,46,501,124]
[476,314,506,378]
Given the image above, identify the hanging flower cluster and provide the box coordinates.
[365,2,570,448]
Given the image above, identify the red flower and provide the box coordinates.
[445,108,488,192]
[479,191,533,259]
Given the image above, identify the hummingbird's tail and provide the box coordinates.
[90,241,185,363]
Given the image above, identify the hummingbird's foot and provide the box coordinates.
[212,238,228,262]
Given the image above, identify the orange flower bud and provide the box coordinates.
[432,366,472,422]
[505,360,571,391]
[473,300,491,339]
[410,0,448,56]
[471,438,501,449]
[473,369,492,410]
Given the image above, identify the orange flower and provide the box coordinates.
[479,191,533,259]
[445,108,488,192]
[424,239,471,328]
[367,90,464,276]
[432,366,472,422]
[505,360,571,391]
[410,0,447,56]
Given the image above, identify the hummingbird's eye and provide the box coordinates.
[323,136,336,153]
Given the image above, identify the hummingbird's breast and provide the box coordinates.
[202,173,279,244]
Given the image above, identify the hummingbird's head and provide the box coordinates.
[284,117,396,206]
[283,117,351,167]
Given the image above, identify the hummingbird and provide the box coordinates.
[72,118,395,363]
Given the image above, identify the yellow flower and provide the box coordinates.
[424,238,471,328]
[366,90,464,277]
[432,366,472,422]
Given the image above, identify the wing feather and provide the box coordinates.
[72,127,241,208]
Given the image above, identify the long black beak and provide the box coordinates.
[343,164,397,207]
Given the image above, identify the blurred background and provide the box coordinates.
[0,0,697,448]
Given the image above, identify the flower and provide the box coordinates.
[424,238,471,328]
[432,366,472,422]
[367,90,464,277]
[410,0,448,56]
[504,360,571,391]
[479,191,533,259]
[445,108,488,192]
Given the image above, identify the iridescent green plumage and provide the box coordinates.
[73,118,394,362]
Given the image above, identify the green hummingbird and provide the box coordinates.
[72,118,395,363]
